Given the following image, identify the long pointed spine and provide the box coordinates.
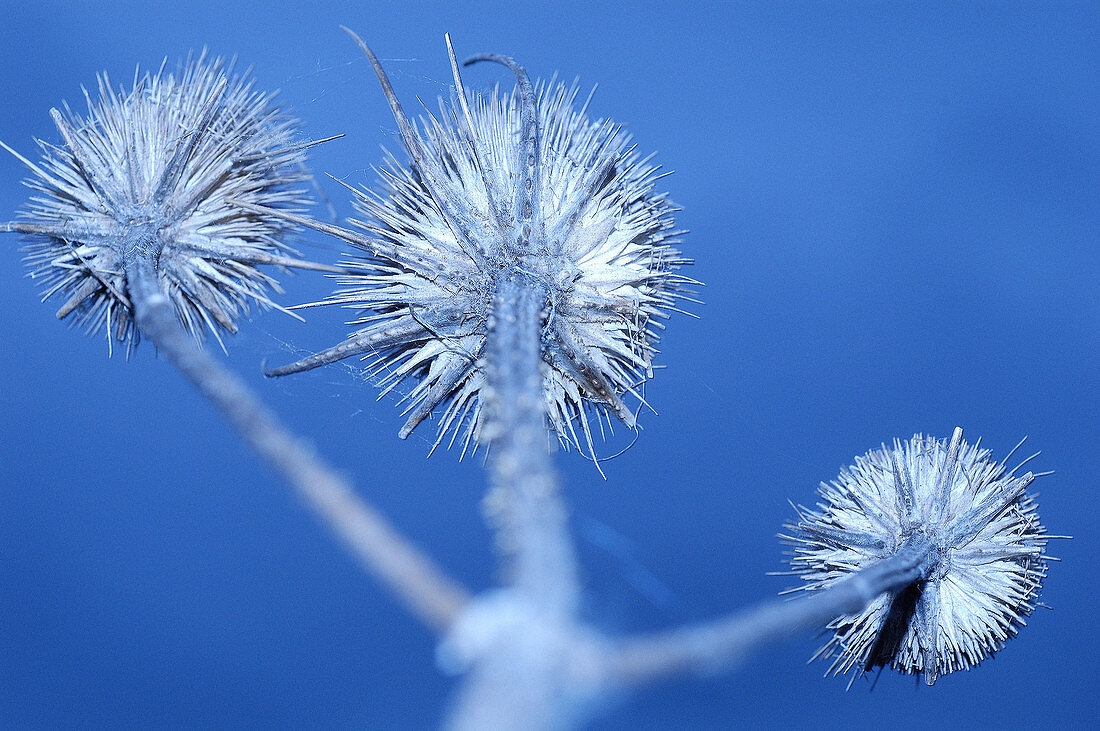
[463,52,541,253]
[341,27,491,268]
[445,34,506,232]
[153,76,229,205]
[264,318,428,377]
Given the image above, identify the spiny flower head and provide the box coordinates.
[785,430,1050,685]
[3,53,317,353]
[267,32,694,460]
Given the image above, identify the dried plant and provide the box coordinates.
[254,32,694,467]
[2,31,1061,730]
[1,54,331,353]
[1,52,471,632]
[785,429,1051,686]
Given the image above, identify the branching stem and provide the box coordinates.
[124,244,471,634]
[604,531,938,687]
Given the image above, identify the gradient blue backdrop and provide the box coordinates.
[1,1,1096,727]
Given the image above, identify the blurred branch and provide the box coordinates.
[603,535,936,687]
[127,251,472,634]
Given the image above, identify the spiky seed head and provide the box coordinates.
[272,36,694,459]
[785,431,1050,685]
[4,54,314,352]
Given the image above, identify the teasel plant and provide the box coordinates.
[3,31,1061,730]
[781,429,1059,687]
[0,53,471,633]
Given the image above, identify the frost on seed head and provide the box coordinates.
[785,431,1051,686]
[3,52,317,353]
[266,32,696,462]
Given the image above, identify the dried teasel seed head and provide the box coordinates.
[784,429,1052,686]
[3,53,319,353]
[266,31,696,460]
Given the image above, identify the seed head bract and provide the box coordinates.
[264,32,695,461]
[3,53,319,353]
[785,431,1051,686]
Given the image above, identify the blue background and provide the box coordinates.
[1,1,1096,727]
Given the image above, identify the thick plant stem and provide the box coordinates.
[605,531,939,687]
[447,273,584,730]
[124,249,470,634]
[480,273,581,613]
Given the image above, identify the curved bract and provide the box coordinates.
[4,54,317,353]
[272,31,695,459]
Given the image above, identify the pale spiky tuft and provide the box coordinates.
[4,53,317,353]
[785,431,1051,685]
[266,34,695,461]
